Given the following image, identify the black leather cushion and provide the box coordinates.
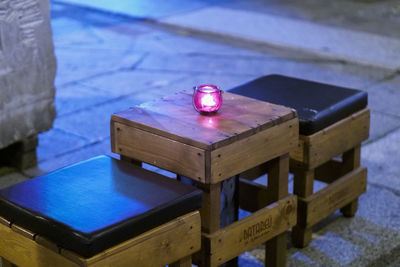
[229,74,368,135]
[0,156,202,258]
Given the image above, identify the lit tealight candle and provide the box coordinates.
[193,84,223,115]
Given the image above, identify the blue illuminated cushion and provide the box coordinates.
[0,156,202,257]
[229,74,368,135]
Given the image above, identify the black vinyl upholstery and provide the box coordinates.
[229,74,368,135]
[0,156,202,257]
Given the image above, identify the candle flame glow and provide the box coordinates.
[201,94,216,107]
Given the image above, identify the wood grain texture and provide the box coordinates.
[84,211,201,267]
[111,91,297,151]
[210,119,298,183]
[265,155,290,267]
[113,122,206,182]
[203,195,297,266]
[199,183,221,234]
[0,216,11,227]
[299,167,367,227]
[340,146,362,217]
[298,108,370,169]
[0,223,77,267]
[11,224,35,240]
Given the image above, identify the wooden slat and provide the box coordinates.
[0,223,78,267]
[113,122,206,183]
[83,211,201,267]
[302,109,370,169]
[0,216,11,227]
[11,224,35,240]
[210,119,298,183]
[203,195,297,266]
[300,167,367,227]
[290,137,305,163]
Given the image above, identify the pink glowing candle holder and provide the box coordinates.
[193,85,223,115]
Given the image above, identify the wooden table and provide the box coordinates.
[111,90,299,267]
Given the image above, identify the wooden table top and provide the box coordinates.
[112,90,297,150]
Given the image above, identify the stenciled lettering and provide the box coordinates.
[243,216,272,242]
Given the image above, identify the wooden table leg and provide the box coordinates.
[197,183,221,267]
[292,168,315,248]
[265,154,289,267]
[340,145,361,217]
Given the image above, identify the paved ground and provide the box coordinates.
[1,0,400,266]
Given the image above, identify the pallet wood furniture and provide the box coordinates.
[230,74,369,248]
[0,156,202,267]
[111,91,299,266]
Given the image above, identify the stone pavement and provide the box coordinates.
[1,0,400,266]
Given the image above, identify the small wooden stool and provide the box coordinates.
[111,91,299,266]
[0,156,202,267]
[230,74,369,248]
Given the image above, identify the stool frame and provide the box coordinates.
[242,108,369,248]
[290,108,370,247]
[0,211,200,267]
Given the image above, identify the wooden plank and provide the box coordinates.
[11,224,35,240]
[111,91,297,150]
[0,216,11,227]
[303,109,370,169]
[290,137,305,163]
[83,211,201,267]
[0,223,78,267]
[239,178,274,212]
[210,119,298,183]
[300,167,367,227]
[203,195,297,266]
[113,122,206,183]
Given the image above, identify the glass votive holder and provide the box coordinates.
[192,84,223,115]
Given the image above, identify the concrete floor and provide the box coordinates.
[1,0,400,266]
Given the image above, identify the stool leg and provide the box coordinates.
[340,145,361,217]
[170,256,192,267]
[291,169,314,248]
[265,154,289,267]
